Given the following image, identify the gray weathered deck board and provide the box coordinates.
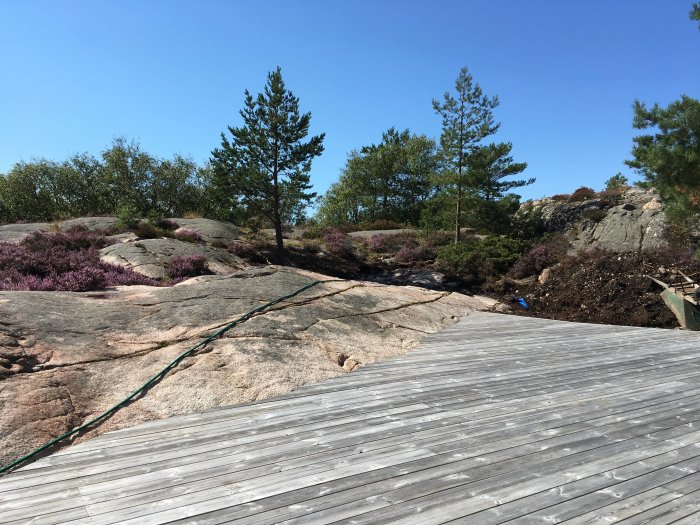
[3,312,700,524]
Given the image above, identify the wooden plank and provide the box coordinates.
[3,313,700,524]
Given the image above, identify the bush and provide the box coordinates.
[582,208,607,222]
[551,194,571,201]
[0,231,159,291]
[116,205,140,229]
[174,228,205,244]
[323,229,354,257]
[597,190,624,207]
[134,222,170,239]
[423,231,453,248]
[569,187,596,202]
[301,239,321,253]
[366,231,419,254]
[21,226,110,252]
[155,218,179,231]
[168,255,210,279]
[509,234,569,278]
[436,236,531,284]
[604,173,629,192]
[227,241,260,259]
[301,225,327,240]
[394,244,436,263]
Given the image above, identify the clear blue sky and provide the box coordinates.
[1,0,698,202]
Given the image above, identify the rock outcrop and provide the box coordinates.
[519,188,667,252]
[167,218,241,244]
[0,217,118,243]
[0,267,498,468]
[100,238,246,278]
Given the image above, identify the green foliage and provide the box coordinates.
[626,96,700,192]
[210,67,324,250]
[626,96,700,241]
[433,67,500,241]
[0,138,213,225]
[461,141,532,233]
[419,191,454,232]
[435,236,531,283]
[510,206,546,240]
[464,143,531,202]
[316,128,437,226]
[604,172,629,191]
[692,2,700,29]
[115,205,140,230]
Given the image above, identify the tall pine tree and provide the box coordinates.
[433,67,499,242]
[211,67,324,250]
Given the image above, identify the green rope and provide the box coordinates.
[0,278,339,475]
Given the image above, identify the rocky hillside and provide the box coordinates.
[519,188,667,253]
[0,218,499,469]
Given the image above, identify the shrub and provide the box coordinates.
[155,218,179,231]
[436,236,531,284]
[168,255,210,279]
[134,222,170,239]
[21,227,110,252]
[301,225,327,240]
[301,239,321,253]
[394,244,436,263]
[227,241,259,259]
[509,234,569,278]
[604,173,629,192]
[0,232,160,291]
[551,194,571,201]
[569,187,596,202]
[598,190,624,207]
[323,229,354,257]
[116,205,140,229]
[582,208,607,223]
[423,231,453,248]
[210,240,228,249]
[367,231,420,254]
[174,228,205,244]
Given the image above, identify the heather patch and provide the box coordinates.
[168,255,211,279]
[174,228,205,244]
[0,229,160,291]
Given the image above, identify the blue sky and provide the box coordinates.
[1,0,698,202]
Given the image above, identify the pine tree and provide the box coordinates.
[433,67,499,242]
[211,67,324,250]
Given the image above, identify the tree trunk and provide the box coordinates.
[455,100,465,244]
[272,169,283,252]
[455,170,462,244]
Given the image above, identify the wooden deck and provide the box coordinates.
[4,312,700,524]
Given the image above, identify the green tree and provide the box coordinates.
[0,160,64,222]
[433,66,499,242]
[147,155,201,217]
[691,2,700,29]
[211,67,324,250]
[626,96,700,239]
[604,172,629,192]
[316,128,437,226]
[462,142,532,233]
[626,96,700,192]
[64,152,110,216]
[101,137,156,214]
